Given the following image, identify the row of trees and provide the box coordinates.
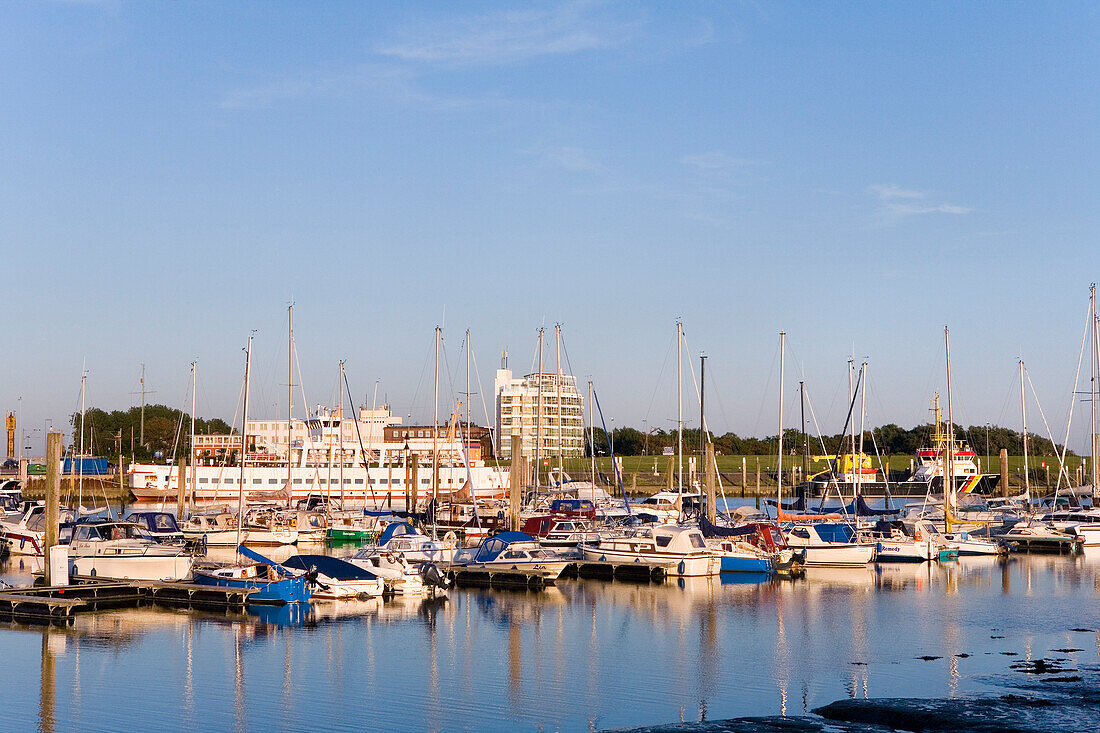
[69,405,234,462]
[586,423,1068,457]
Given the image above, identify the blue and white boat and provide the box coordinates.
[125,511,185,544]
[364,521,454,563]
[283,554,385,599]
[193,545,314,604]
[451,531,572,582]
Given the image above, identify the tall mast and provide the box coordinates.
[287,305,294,504]
[433,326,440,512]
[338,361,345,506]
[140,362,145,449]
[465,329,472,451]
[588,380,595,484]
[945,327,955,516]
[777,332,785,510]
[78,368,86,507]
[1019,359,1030,501]
[535,328,544,490]
[555,324,563,480]
[236,335,253,550]
[1092,284,1099,496]
[800,381,808,487]
[847,357,855,480]
[189,360,196,513]
[699,355,707,456]
[857,362,867,503]
[677,320,683,492]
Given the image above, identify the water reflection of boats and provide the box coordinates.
[800,565,878,588]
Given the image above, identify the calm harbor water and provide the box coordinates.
[3,546,1100,732]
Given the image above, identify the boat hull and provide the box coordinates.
[193,570,312,604]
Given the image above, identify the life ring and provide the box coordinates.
[443,531,457,544]
[385,552,397,564]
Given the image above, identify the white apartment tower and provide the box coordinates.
[494,354,585,462]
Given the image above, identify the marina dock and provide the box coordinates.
[0,578,253,624]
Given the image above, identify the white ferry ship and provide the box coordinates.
[129,407,508,505]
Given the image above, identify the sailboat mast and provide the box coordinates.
[857,362,867,503]
[78,368,86,507]
[535,328,544,490]
[699,355,707,456]
[1020,359,1030,500]
[778,332,785,510]
[800,381,808,488]
[236,335,253,550]
[677,320,683,492]
[588,380,595,484]
[338,361,345,505]
[556,324,563,481]
[945,327,955,516]
[1092,284,1099,496]
[433,326,440,513]
[287,305,294,505]
[190,360,196,512]
[465,329,471,449]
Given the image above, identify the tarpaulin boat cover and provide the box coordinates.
[816,496,900,516]
[813,523,857,543]
[765,497,807,511]
[283,554,379,581]
[377,521,418,545]
[698,515,757,538]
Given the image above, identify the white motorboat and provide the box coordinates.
[362,521,456,563]
[1,503,76,556]
[783,523,877,566]
[283,554,384,599]
[450,531,573,582]
[37,521,195,581]
[633,492,689,524]
[582,524,721,577]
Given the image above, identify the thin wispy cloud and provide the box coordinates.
[867,183,972,218]
[680,152,766,170]
[376,1,643,66]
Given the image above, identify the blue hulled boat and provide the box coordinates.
[193,545,314,604]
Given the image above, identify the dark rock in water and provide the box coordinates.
[1010,658,1075,675]
[603,719,894,732]
[814,696,1061,732]
[916,655,942,661]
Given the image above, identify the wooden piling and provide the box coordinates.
[705,443,716,523]
[999,449,1009,497]
[409,454,419,512]
[44,432,61,586]
[755,457,761,494]
[509,436,522,531]
[741,456,746,497]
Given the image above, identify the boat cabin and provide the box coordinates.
[548,499,595,520]
[126,511,183,537]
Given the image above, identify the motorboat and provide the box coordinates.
[634,491,689,524]
[582,524,721,577]
[521,515,602,555]
[239,506,299,545]
[181,508,240,546]
[870,519,946,562]
[193,545,313,604]
[783,523,877,566]
[32,520,195,580]
[1040,509,1100,547]
[0,502,77,555]
[364,521,455,563]
[284,509,329,543]
[451,531,572,583]
[1000,521,1083,554]
[348,548,447,596]
[125,511,185,544]
[282,554,384,599]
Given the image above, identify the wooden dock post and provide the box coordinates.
[999,449,1009,497]
[44,431,61,585]
[755,457,761,495]
[705,443,716,523]
[509,436,522,531]
[409,453,419,512]
[631,473,637,495]
[741,456,746,497]
[176,458,187,520]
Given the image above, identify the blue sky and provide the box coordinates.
[2,1,1099,454]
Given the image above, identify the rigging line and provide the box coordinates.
[1025,367,1073,490]
[753,337,781,439]
[1054,298,1094,489]
[591,387,629,513]
[802,385,852,517]
[642,332,676,429]
[343,366,378,506]
[292,340,310,419]
[681,334,703,429]
[469,348,495,447]
[407,335,435,424]
[863,369,895,507]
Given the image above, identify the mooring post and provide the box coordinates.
[409,454,419,512]
[741,456,747,497]
[44,431,61,585]
[705,443,717,523]
[509,436,522,531]
[119,459,128,515]
[999,449,1009,497]
[755,457,761,495]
